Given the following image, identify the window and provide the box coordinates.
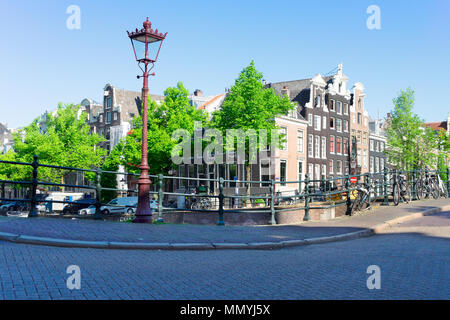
[298,161,303,192]
[106,97,111,109]
[321,165,327,181]
[375,157,380,173]
[330,135,335,154]
[314,115,321,131]
[376,141,379,152]
[352,114,356,124]
[315,164,320,182]
[363,150,368,168]
[344,120,349,132]
[336,119,342,132]
[330,117,335,129]
[315,136,320,158]
[321,136,326,159]
[336,160,342,174]
[370,140,374,151]
[357,113,362,124]
[329,160,334,174]
[315,95,321,107]
[336,137,342,154]
[343,138,348,156]
[308,163,314,179]
[99,114,103,123]
[336,101,342,114]
[330,99,335,112]
[363,132,367,146]
[297,130,304,153]
[308,114,313,126]
[380,142,384,152]
[113,112,118,121]
[280,127,287,150]
[322,116,326,129]
[308,134,313,157]
[380,158,385,171]
[357,131,362,144]
[280,160,287,186]
[357,150,361,167]
[261,161,271,185]
[106,112,111,124]
[370,157,374,173]
[344,103,349,115]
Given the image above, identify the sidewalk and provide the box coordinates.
[0,198,449,250]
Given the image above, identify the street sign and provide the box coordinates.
[350,177,357,184]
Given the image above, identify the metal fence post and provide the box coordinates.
[303,174,310,221]
[217,177,225,226]
[94,168,102,220]
[412,169,417,200]
[270,179,276,225]
[447,168,450,198]
[382,167,389,206]
[28,155,39,218]
[157,174,164,222]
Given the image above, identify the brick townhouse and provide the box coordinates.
[268,64,352,187]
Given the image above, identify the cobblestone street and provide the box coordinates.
[0,212,448,300]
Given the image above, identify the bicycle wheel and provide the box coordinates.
[430,180,440,199]
[393,184,400,206]
[350,191,362,214]
[404,186,411,203]
[415,180,424,200]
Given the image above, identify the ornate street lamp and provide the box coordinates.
[127,18,167,223]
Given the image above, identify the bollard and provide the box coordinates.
[94,168,102,220]
[217,177,225,226]
[303,174,310,221]
[270,179,276,225]
[382,167,389,206]
[157,174,164,223]
[28,155,39,218]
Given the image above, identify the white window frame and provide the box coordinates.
[322,116,326,129]
[308,114,313,126]
[315,135,320,158]
[308,134,313,157]
[297,130,304,153]
[314,115,321,131]
[321,136,326,159]
[280,127,288,151]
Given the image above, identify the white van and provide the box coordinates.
[45,192,84,212]
[100,197,158,215]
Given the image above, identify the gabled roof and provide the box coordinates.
[424,121,448,132]
[198,94,225,110]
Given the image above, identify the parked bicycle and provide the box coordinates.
[436,173,448,198]
[350,176,376,214]
[392,172,411,206]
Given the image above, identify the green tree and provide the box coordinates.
[385,88,437,170]
[123,82,208,176]
[11,103,106,185]
[211,61,294,184]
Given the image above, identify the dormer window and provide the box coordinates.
[315,95,321,107]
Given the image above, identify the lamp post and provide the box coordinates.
[127,18,167,223]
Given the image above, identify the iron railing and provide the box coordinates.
[0,155,449,225]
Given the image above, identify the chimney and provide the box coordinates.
[281,86,290,99]
[194,89,203,97]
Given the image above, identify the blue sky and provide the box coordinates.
[0,0,449,128]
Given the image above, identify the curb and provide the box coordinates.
[0,205,448,251]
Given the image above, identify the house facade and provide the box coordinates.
[369,118,388,173]
[268,64,352,186]
[350,82,370,175]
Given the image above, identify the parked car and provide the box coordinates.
[100,197,158,215]
[0,201,28,214]
[62,199,97,215]
[78,205,96,215]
